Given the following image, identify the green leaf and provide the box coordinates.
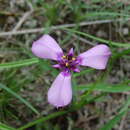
[85,12,130,17]
[18,111,68,130]
[112,49,130,60]
[119,96,130,113]
[0,122,16,130]
[18,93,104,130]
[73,68,94,77]
[0,83,40,115]
[100,111,127,130]
[64,28,130,48]
[78,83,130,93]
[0,58,39,69]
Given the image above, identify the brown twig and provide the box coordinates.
[0,18,130,37]
[119,114,127,130]
[12,11,33,32]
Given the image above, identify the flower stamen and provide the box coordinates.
[72,57,76,61]
[66,62,69,67]
[62,55,66,59]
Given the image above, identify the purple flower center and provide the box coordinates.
[56,50,81,75]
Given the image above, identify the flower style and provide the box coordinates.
[32,34,111,107]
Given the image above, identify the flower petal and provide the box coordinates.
[52,64,60,68]
[78,44,111,69]
[32,35,63,60]
[73,68,80,72]
[68,48,74,56]
[48,72,72,107]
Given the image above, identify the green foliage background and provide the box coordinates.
[0,0,130,129]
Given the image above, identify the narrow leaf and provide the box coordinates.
[78,83,130,93]
[119,96,130,113]
[100,111,127,130]
[73,68,94,77]
[0,58,39,69]
[0,122,16,130]
[64,28,130,48]
[0,83,39,115]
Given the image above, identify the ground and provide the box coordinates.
[0,0,130,130]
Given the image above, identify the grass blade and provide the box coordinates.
[0,122,16,130]
[0,83,40,115]
[18,94,104,130]
[64,28,130,48]
[119,96,130,113]
[0,58,39,69]
[73,68,94,77]
[18,111,68,130]
[78,83,130,93]
[100,111,127,130]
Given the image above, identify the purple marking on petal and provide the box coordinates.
[73,68,80,72]
[31,35,63,61]
[56,49,81,73]
[68,48,74,56]
[56,52,65,62]
[62,70,71,76]
[47,72,72,107]
[52,64,60,68]
[78,44,111,69]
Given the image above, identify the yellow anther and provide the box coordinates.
[66,62,69,66]
[62,55,66,59]
[72,57,76,61]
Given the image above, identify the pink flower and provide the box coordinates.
[32,35,111,107]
